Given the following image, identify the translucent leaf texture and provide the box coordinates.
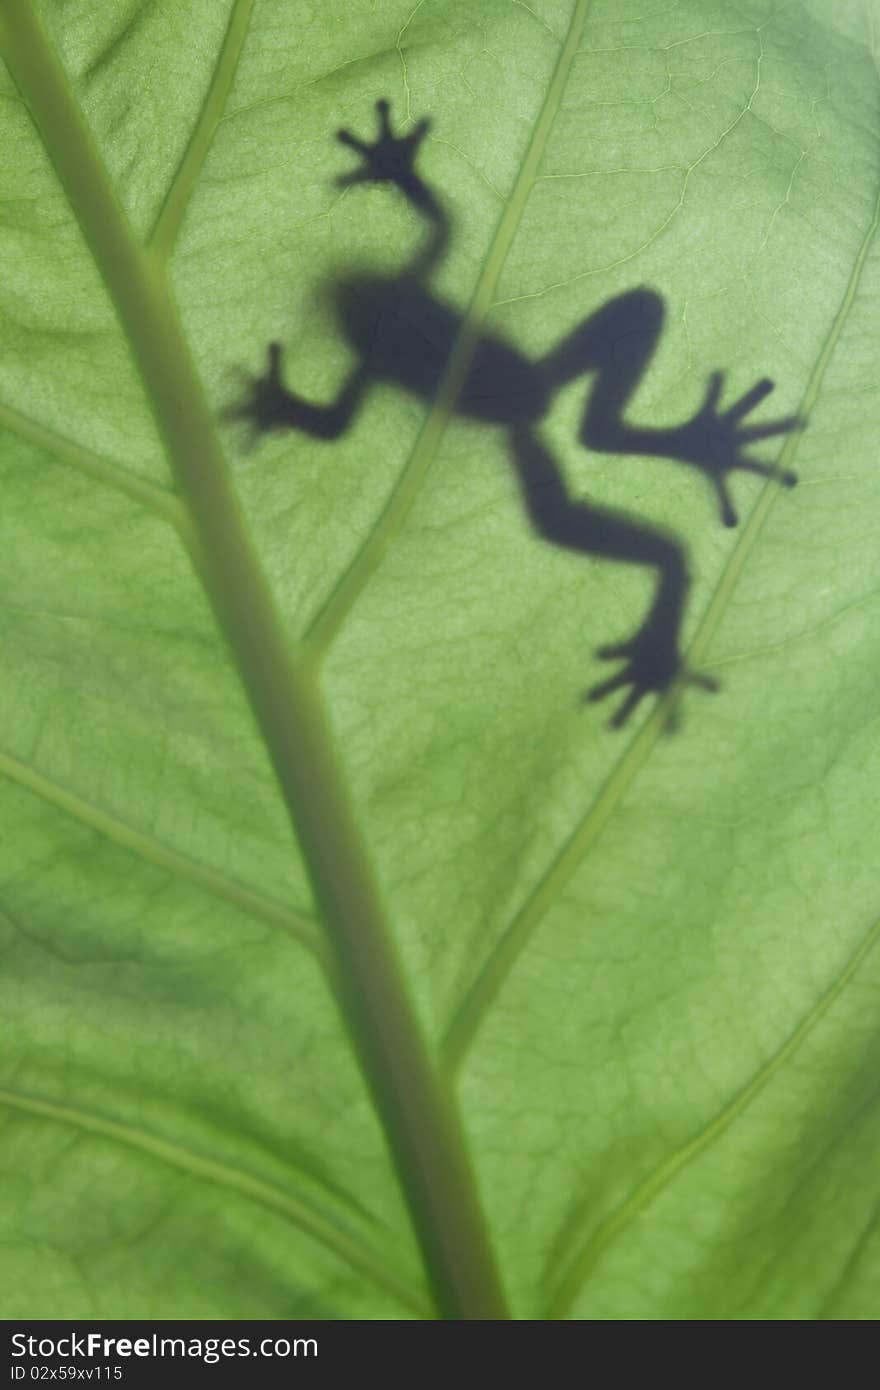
[1,0,879,1319]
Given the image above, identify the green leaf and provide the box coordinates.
[1,0,879,1319]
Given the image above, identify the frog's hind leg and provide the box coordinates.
[538,287,665,451]
[506,424,701,726]
[539,288,800,525]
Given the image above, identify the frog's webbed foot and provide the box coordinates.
[677,373,801,527]
[585,630,718,729]
[224,342,291,437]
[336,99,430,194]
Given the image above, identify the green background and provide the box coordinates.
[1,0,878,1318]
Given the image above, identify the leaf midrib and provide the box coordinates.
[0,0,507,1319]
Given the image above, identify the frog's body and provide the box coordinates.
[337,269,550,422]
[337,274,548,426]
[236,100,798,726]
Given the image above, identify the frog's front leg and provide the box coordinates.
[229,343,370,440]
[336,99,450,279]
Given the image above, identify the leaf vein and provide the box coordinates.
[304,0,597,653]
[0,1085,428,1316]
[0,746,323,959]
[147,0,256,260]
[442,170,880,1071]
[548,912,880,1317]
[0,398,187,533]
[0,1,507,1316]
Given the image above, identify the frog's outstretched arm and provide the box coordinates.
[337,99,450,280]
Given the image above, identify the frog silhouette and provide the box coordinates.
[232,99,800,727]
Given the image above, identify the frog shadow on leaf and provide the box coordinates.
[229,99,800,728]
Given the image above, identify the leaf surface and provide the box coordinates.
[1,0,879,1319]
